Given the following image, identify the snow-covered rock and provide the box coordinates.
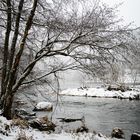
[33,102,53,111]
[111,127,124,139]
[131,133,140,140]
[0,116,11,127]
[60,87,140,100]
[29,116,56,131]
[0,116,12,136]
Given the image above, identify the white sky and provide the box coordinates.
[102,0,140,27]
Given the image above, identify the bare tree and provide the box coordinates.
[125,29,140,86]
[0,0,132,119]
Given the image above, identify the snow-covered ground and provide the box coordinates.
[0,116,122,140]
[0,130,118,140]
[60,87,140,99]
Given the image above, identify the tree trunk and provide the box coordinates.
[0,86,6,108]
[0,0,38,120]
[2,93,14,120]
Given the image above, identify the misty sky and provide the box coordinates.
[102,0,140,27]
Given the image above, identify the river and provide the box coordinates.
[36,96,140,139]
[21,85,140,140]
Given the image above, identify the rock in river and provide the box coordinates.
[131,133,140,140]
[15,109,36,120]
[29,116,56,132]
[111,127,124,139]
[33,102,53,111]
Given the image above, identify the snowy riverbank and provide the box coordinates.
[60,87,140,100]
[0,116,122,140]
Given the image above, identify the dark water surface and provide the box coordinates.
[43,96,140,139]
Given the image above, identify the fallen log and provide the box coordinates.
[57,117,84,123]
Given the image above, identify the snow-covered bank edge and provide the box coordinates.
[60,88,140,100]
[0,116,121,140]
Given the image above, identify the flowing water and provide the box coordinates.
[22,87,140,140]
[36,96,140,139]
